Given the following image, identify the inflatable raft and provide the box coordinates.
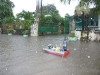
[43,47,70,57]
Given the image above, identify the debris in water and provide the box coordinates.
[74,48,76,51]
[88,56,90,58]
[36,51,37,53]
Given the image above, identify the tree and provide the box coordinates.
[17,10,34,21]
[75,2,90,40]
[0,0,15,26]
[75,1,90,15]
[16,10,34,30]
[2,17,14,24]
[42,4,58,15]
[40,4,63,24]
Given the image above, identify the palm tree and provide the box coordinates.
[17,10,34,21]
[16,10,34,29]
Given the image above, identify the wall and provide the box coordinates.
[75,30,100,41]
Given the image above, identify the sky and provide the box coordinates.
[10,0,79,17]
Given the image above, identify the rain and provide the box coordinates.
[0,34,100,75]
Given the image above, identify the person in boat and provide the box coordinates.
[54,46,60,51]
[48,44,61,51]
[48,44,53,49]
[63,40,67,51]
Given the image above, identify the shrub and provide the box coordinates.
[69,33,75,37]
[22,30,29,35]
[7,29,13,33]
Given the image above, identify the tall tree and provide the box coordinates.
[0,0,14,20]
[0,0,14,26]
[42,4,58,15]
[16,10,34,21]
[40,4,63,23]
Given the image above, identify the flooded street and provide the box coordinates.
[0,34,100,75]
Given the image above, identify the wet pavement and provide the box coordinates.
[0,34,100,75]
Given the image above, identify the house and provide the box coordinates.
[68,10,100,41]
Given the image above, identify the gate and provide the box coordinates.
[38,22,58,32]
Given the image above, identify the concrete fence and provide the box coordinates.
[75,30,100,41]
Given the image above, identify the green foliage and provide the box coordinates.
[0,0,14,25]
[75,1,90,15]
[17,10,34,21]
[42,4,58,14]
[14,17,24,29]
[22,20,32,29]
[2,17,14,24]
[16,10,34,30]
[69,33,75,37]
[39,4,64,25]
[7,29,13,33]
[22,30,29,35]
[51,12,61,23]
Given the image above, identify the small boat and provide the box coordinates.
[43,47,70,57]
[43,31,70,57]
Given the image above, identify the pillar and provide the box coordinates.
[98,15,100,30]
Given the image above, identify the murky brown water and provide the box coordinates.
[0,34,100,75]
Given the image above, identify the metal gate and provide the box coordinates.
[38,22,58,32]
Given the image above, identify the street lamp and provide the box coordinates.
[41,0,42,16]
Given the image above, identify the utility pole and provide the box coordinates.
[31,0,42,36]
[81,11,84,38]
[41,0,42,16]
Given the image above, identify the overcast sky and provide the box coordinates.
[10,0,79,17]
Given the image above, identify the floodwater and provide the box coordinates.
[0,34,100,75]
